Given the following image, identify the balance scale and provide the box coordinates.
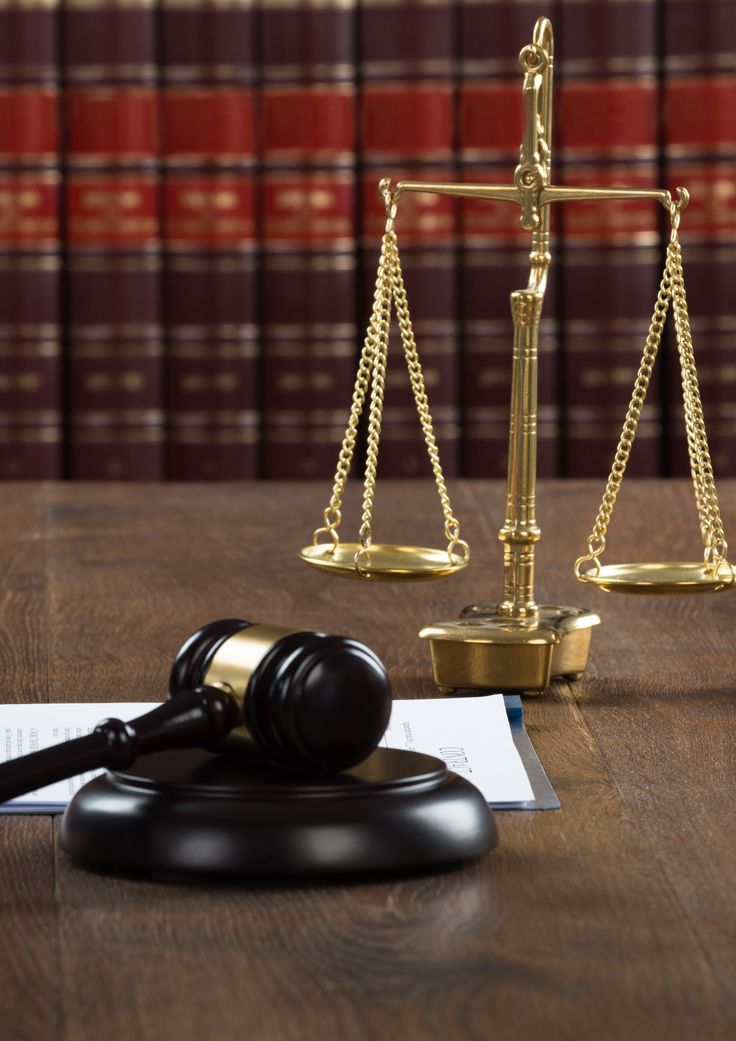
[299,17,733,694]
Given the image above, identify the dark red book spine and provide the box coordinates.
[360,0,459,478]
[458,5,560,478]
[0,0,62,478]
[260,0,357,478]
[64,0,163,479]
[558,0,661,477]
[663,0,736,477]
[162,0,259,479]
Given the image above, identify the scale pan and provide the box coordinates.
[583,561,734,595]
[299,542,468,582]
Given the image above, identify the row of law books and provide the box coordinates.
[0,0,733,481]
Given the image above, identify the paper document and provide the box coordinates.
[382,693,534,804]
[1,693,534,812]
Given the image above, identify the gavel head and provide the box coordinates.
[169,619,392,771]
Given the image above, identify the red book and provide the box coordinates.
[261,0,358,479]
[64,0,163,479]
[458,5,560,478]
[558,0,662,478]
[0,0,62,478]
[360,0,459,479]
[161,0,258,479]
[663,0,736,477]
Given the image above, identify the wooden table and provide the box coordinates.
[3,480,736,1041]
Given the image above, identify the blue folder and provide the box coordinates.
[496,694,560,811]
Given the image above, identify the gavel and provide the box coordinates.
[0,619,393,805]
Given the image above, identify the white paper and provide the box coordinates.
[381,693,534,804]
[1,694,534,812]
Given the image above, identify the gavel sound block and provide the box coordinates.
[61,745,497,877]
[1,620,498,878]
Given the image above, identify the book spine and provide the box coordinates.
[64,0,163,479]
[663,0,736,477]
[161,0,259,479]
[458,3,560,478]
[260,0,358,478]
[558,0,661,477]
[0,0,62,478]
[360,0,459,478]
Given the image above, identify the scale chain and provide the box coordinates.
[358,238,392,550]
[310,183,468,569]
[669,235,728,570]
[573,248,672,578]
[310,230,393,548]
[388,234,468,558]
[575,204,730,581]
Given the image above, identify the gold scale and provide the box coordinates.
[299,17,734,694]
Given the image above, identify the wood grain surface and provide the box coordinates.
[2,480,736,1041]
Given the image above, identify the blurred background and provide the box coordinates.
[0,0,733,481]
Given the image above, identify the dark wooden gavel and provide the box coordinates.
[0,619,393,805]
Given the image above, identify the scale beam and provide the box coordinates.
[395,181,678,214]
[395,182,522,206]
[541,185,674,209]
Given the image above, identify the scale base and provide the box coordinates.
[419,604,600,694]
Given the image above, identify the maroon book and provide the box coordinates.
[0,0,62,478]
[360,0,459,479]
[663,0,736,477]
[64,0,163,479]
[260,0,358,479]
[161,0,259,479]
[459,5,560,478]
[558,0,662,478]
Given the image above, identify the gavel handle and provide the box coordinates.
[0,686,239,805]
